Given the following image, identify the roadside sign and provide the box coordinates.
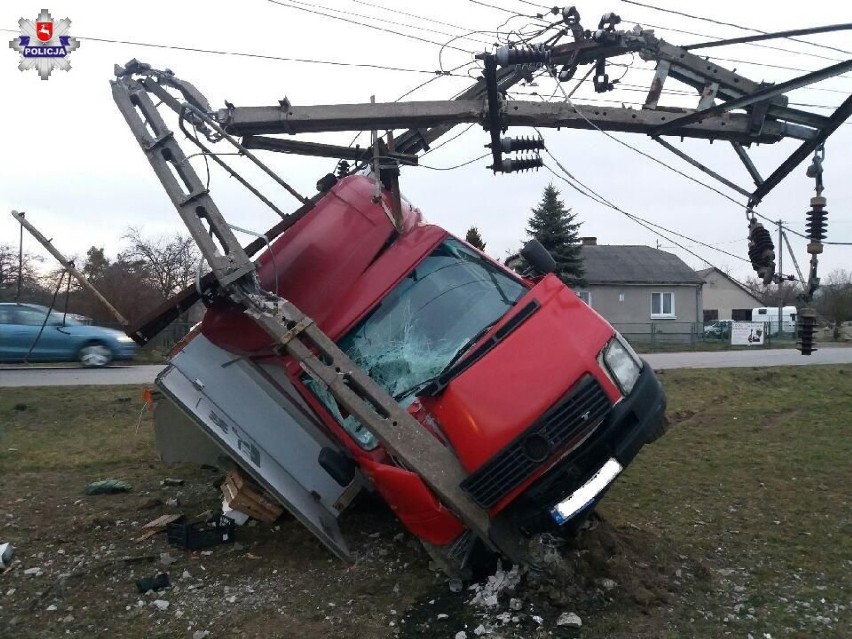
[731,322,765,346]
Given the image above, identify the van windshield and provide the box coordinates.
[305,239,528,449]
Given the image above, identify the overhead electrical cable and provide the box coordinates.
[276,0,494,47]
[539,145,750,263]
[351,0,482,38]
[267,0,477,55]
[467,0,549,25]
[621,0,852,57]
[0,28,468,76]
[621,18,845,63]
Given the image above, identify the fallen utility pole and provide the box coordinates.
[10,210,129,327]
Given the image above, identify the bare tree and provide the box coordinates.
[742,276,802,307]
[0,242,44,302]
[121,228,200,299]
[814,269,852,338]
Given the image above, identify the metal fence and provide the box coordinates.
[613,321,797,348]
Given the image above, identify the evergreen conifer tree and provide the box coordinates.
[465,226,487,251]
[526,184,586,287]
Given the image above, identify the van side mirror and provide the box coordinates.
[521,239,557,275]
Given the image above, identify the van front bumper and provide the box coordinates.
[495,360,667,535]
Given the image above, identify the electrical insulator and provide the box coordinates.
[796,307,818,356]
[499,156,543,173]
[495,45,551,68]
[747,219,775,284]
[562,6,580,26]
[805,195,828,255]
[336,160,350,178]
[495,136,545,153]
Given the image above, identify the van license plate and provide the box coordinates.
[550,458,622,525]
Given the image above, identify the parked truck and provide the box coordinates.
[752,306,797,335]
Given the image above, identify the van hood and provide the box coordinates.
[421,275,621,474]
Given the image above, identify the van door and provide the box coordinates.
[155,334,360,561]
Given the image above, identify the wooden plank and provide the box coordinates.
[142,514,182,529]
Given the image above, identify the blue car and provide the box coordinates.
[0,303,136,367]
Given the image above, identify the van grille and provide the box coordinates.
[459,375,611,509]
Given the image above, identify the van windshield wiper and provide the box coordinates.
[418,299,541,398]
[393,319,503,403]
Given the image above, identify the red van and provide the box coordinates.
[153,173,667,568]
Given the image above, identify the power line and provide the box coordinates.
[0,28,469,77]
[267,0,477,55]
[620,0,852,57]
[467,0,549,24]
[513,0,551,9]
[286,0,495,47]
[419,153,490,170]
[540,147,749,264]
[623,18,845,63]
[543,160,745,272]
[351,0,482,39]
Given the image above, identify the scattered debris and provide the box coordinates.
[13,403,27,411]
[165,497,180,508]
[556,611,582,627]
[136,572,171,593]
[599,577,618,591]
[161,478,185,487]
[449,577,463,593]
[509,597,523,611]
[136,514,183,542]
[158,552,178,566]
[0,542,14,569]
[221,499,250,526]
[23,567,43,577]
[84,479,131,495]
[193,631,211,639]
[221,470,283,523]
[167,515,235,551]
[151,599,170,611]
[469,564,523,609]
[454,632,467,639]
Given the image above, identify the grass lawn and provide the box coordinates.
[0,366,849,638]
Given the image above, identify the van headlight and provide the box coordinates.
[602,334,643,395]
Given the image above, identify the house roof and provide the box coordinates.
[581,245,703,285]
[697,266,764,303]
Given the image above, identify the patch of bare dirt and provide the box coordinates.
[1,466,697,639]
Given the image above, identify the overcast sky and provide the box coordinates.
[2,0,851,288]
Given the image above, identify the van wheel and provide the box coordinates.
[79,343,113,368]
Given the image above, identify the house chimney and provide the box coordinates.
[581,237,597,246]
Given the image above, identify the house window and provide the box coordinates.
[577,290,591,306]
[704,309,718,322]
[651,292,675,318]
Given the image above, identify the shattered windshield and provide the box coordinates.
[305,239,528,449]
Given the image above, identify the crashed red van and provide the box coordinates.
[153,173,667,567]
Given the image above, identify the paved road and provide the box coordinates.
[1,347,851,388]
[0,365,164,388]
[644,346,852,370]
